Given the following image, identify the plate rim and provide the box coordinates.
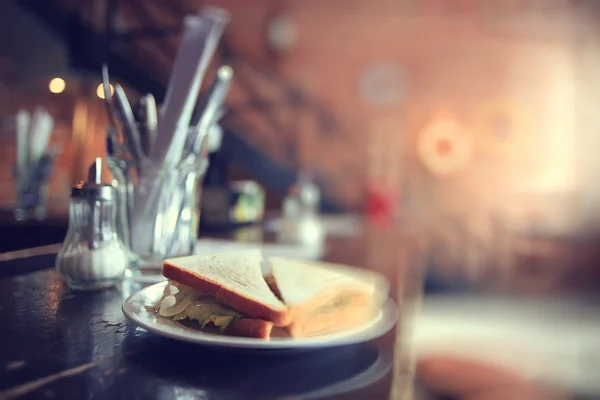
[122,281,398,349]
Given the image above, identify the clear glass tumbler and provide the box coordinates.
[13,153,55,221]
[133,160,204,259]
[108,152,207,278]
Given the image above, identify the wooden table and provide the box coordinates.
[1,225,583,400]
[0,226,422,400]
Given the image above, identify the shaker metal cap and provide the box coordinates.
[70,158,114,201]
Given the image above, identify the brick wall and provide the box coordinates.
[209,0,592,209]
[0,62,110,212]
[1,0,595,215]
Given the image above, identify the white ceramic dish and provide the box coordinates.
[299,349,393,399]
[195,238,325,261]
[122,281,398,350]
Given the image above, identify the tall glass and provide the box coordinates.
[13,153,55,221]
[13,175,49,221]
[106,124,209,279]
[108,156,206,277]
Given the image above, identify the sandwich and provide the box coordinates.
[151,249,388,340]
[153,249,289,339]
[266,257,388,337]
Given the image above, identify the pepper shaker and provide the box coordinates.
[56,158,129,290]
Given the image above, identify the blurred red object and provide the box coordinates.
[364,185,397,224]
[417,356,567,400]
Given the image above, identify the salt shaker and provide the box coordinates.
[277,173,325,248]
[56,158,129,290]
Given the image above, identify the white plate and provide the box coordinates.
[122,281,398,349]
[195,238,325,261]
[300,349,393,399]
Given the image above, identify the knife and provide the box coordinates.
[138,94,158,156]
[15,109,30,183]
[186,65,233,159]
[149,9,230,168]
[113,84,145,165]
[101,64,120,131]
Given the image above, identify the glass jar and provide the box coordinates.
[56,182,129,290]
[109,155,206,277]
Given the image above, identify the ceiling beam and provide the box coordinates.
[16,0,166,100]
[115,26,181,41]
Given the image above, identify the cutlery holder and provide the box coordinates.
[108,154,208,274]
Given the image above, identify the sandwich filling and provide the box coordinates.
[151,281,242,331]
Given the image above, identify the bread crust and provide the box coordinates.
[163,261,290,326]
[228,318,273,339]
[288,305,375,337]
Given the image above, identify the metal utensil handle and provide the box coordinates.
[113,84,146,165]
[144,94,158,154]
[193,65,233,155]
[149,10,230,168]
[101,65,121,131]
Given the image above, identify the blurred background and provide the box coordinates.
[2,1,600,399]
[2,0,600,291]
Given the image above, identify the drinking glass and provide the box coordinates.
[108,156,207,277]
[13,154,55,221]
[106,123,210,278]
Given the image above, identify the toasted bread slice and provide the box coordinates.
[267,257,388,336]
[163,249,290,326]
[288,305,376,338]
[268,258,382,317]
[228,318,273,339]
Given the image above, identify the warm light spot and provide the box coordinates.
[417,113,472,176]
[436,138,453,156]
[96,83,114,99]
[48,78,66,94]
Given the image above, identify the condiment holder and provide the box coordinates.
[277,174,325,249]
[56,158,129,290]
